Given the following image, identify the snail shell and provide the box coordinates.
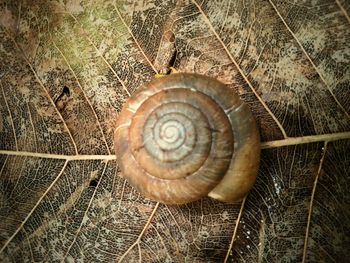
[114,73,260,204]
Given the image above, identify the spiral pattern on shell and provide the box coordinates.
[114,73,260,204]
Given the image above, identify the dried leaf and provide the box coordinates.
[0,0,349,262]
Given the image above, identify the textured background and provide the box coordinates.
[0,0,349,262]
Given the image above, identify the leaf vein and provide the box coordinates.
[1,132,349,159]
[335,0,350,24]
[26,102,38,152]
[191,0,288,138]
[301,141,328,263]
[50,37,111,155]
[61,161,109,262]
[67,13,131,97]
[0,81,18,151]
[224,197,247,262]
[117,202,160,262]
[1,27,78,154]
[114,6,158,74]
[0,160,69,254]
[269,0,350,120]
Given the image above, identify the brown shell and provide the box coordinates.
[114,73,260,204]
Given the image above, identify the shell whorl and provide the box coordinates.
[114,73,260,204]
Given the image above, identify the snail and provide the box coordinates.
[114,73,260,204]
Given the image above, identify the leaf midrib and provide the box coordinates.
[1,131,349,160]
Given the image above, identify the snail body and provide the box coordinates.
[114,73,260,204]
